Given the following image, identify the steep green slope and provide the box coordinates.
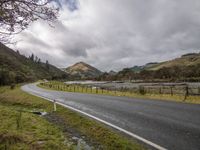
[0,43,68,85]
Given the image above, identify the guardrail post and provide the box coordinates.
[53,100,57,111]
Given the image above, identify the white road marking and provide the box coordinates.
[23,88,167,150]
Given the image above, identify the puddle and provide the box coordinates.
[43,113,102,150]
[70,136,93,150]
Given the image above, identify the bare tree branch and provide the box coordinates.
[0,0,59,43]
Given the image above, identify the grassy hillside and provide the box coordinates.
[148,53,200,71]
[97,52,200,82]
[0,43,68,85]
[130,63,158,73]
[65,62,102,79]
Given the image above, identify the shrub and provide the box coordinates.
[10,84,16,90]
[138,86,146,95]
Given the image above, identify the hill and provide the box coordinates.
[129,53,200,72]
[147,53,200,71]
[65,62,102,79]
[0,43,68,85]
[130,63,158,73]
[97,52,200,82]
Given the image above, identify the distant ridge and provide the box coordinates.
[96,52,200,81]
[130,62,158,73]
[148,52,200,71]
[129,53,200,72]
[65,62,102,79]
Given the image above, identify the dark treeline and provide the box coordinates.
[96,64,200,82]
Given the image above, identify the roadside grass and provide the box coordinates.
[0,86,67,150]
[39,81,200,104]
[0,85,144,150]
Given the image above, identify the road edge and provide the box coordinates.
[21,85,167,150]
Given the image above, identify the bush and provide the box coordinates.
[138,86,146,95]
[10,84,16,90]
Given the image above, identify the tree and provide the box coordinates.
[38,58,41,64]
[29,53,34,61]
[35,55,38,62]
[45,60,49,70]
[0,0,59,43]
[16,50,20,54]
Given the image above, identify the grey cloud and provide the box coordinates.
[20,32,51,49]
[12,0,200,71]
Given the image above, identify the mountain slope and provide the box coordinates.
[97,52,200,81]
[65,62,102,79]
[129,53,200,72]
[147,53,200,70]
[0,43,68,85]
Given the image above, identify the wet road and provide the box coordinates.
[22,83,200,150]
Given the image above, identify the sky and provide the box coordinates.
[11,0,200,71]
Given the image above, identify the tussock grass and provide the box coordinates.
[0,105,67,150]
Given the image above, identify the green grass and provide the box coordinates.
[0,85,144,150]
[0,86,67,150]
[39,81,200,104]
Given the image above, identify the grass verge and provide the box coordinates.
[0,85,144,150]
[38,81,200,104]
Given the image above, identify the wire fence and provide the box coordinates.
[40,82,200,101]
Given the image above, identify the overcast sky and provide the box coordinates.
[11,0,200,71]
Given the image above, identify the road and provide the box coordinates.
[22,83,200,150]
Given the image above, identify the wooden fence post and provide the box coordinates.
[198,87,200,94]
[170,86,173,96]
[159,87,162,94]
[184,85,189,101]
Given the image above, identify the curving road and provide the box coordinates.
[22,83,200,150]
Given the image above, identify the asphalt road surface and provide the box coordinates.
[22,83,200,150]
